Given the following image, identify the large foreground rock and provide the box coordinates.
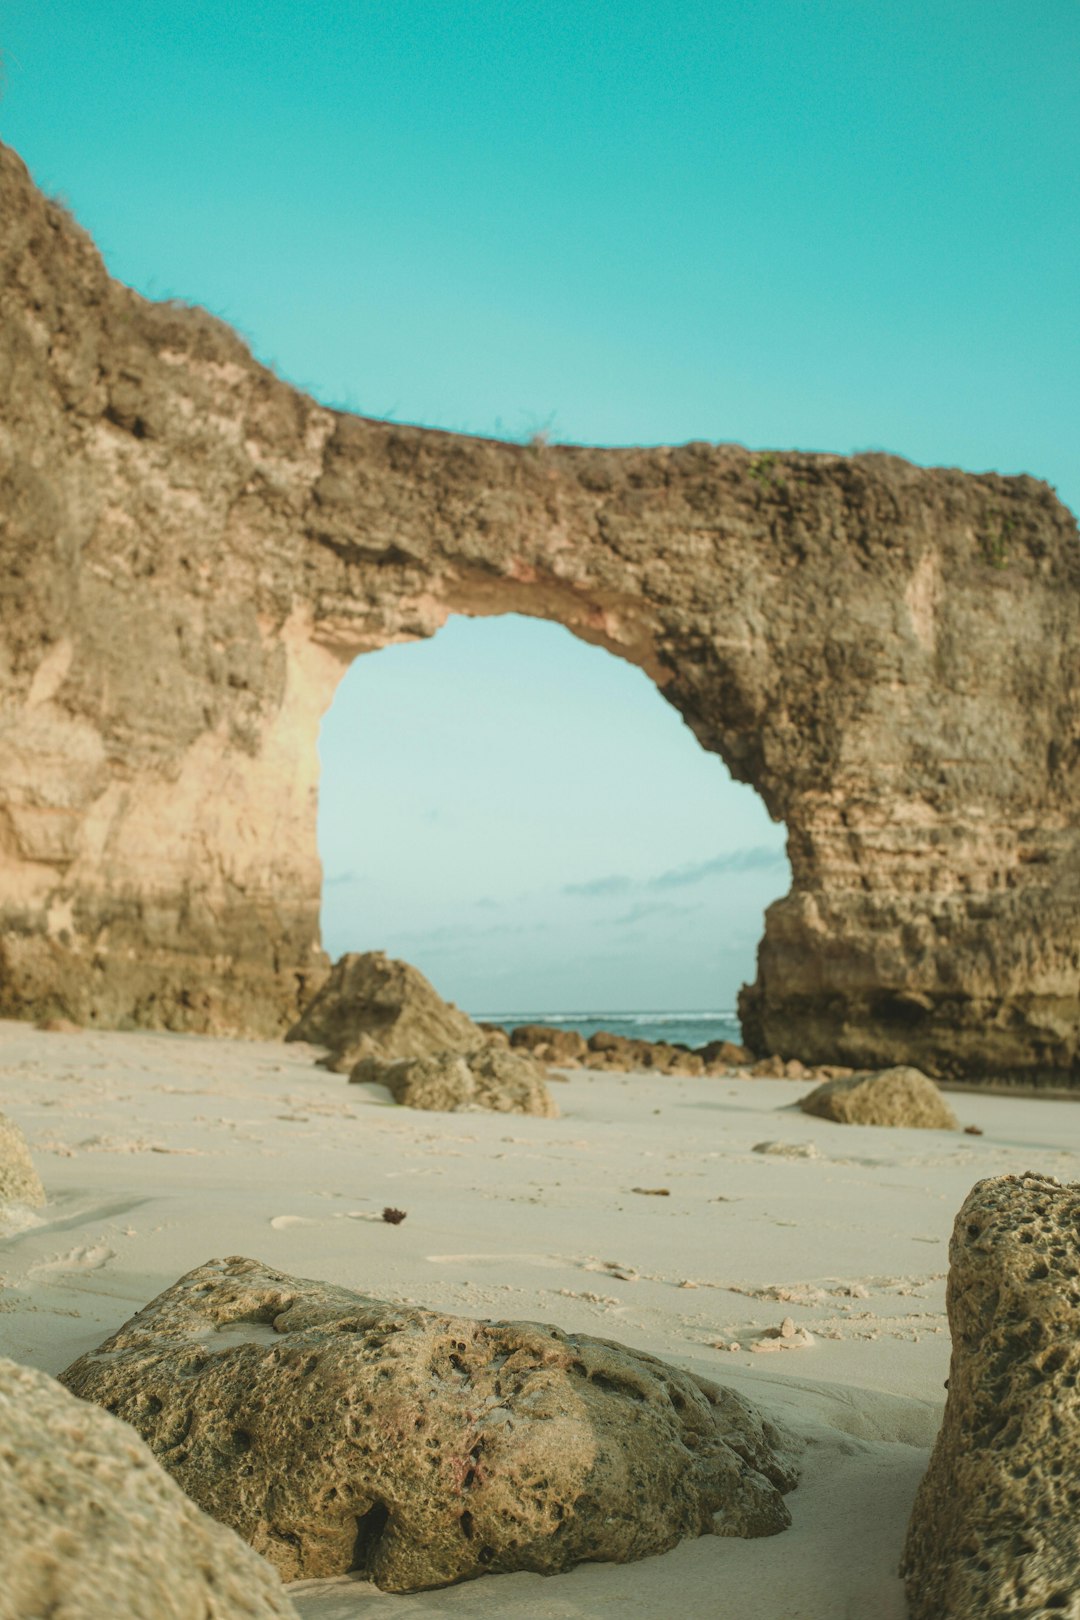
[60,1256,799,1592]
[798,1066,958,1129]
[351,1044,558,1116]
[0,1110,45,1206]
[286,951,482,1072]
[0,1356,299,1620]
[901,1174,1080,1618]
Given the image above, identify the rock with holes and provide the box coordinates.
[59,1256,799,1592]
[286,951,483,1073]
[0,1111,45,1207]
[0,1355,299,1620]
[901,1174,1080,1618]
[350,1044,559,1117]
[798,1066,958,1129]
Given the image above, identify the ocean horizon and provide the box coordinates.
[470,1009,744,1049]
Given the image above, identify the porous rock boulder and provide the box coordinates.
[0,1111,45,1206]
[510,1023,589,1064]
[798,1066,958,1129]
[286,951,482,1073]
[0,1355,299,1620]
[60,1256,800,1592]
[351,1044,559,1117]
[901,1174,1080,1618]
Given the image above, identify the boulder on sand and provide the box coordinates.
[0,1111,45,1207]
[60,1256,799,1593]
[798,1066,958,1129]
[901,1174,1080,1618]
[697,1039,754,1067]
[285,951,482,1073]
[1,1355,299,1619]
[351,1044,559,1117]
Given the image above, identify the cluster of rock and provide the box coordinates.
[59,1255,800,1591]
[351,1045,558,1117]
[286,952,558,1117]
[508,1023,771,1075]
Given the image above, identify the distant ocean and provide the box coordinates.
[470,1010,744,1050]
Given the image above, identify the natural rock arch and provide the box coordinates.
[1,142,1078,1081]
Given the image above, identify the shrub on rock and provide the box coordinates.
[901,1173,1080,1618]
[351,1044,559,1117]
[60,1256,800,1593]
[798,1066,958,1129]
[285,951,482,1072]
[0,1112,45,1207]
[0,1356,298,1619]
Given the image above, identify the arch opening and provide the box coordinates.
[316,612,790,1039]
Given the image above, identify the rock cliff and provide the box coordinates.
[1,141,1078,1080]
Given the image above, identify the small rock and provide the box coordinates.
[799,1068,958,1130]
[750,1055,787,1079]
[752,1140,821,1160]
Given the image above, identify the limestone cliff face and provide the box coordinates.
[1,141,1078,1079]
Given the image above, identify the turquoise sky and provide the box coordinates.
[3,3,1077,1010]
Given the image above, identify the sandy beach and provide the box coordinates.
[1,1018,1075,1618]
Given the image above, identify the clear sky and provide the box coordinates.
[3,3,1077,1010]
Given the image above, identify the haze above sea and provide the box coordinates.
[470,1010,743,1050]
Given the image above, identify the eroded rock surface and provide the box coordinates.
[2,140,1079,1078]
[351,1044,559,1116]
[0,1111,45,1206]
[798,1066,958,1129]
[901,1174,1080,1618]
[286,951,481,1072]
[0,1356,299,1620]
[60,1256,799,1591]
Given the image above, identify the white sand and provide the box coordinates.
[1,1018,1077,1619]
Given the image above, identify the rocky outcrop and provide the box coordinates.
[2,140,1079,1080]
[0,1356,299,1620]
[60,1256,799,1592]
[350,1044,559,1116]
[901,1174,1080,1618]
[798,1067,958,1129]
[286,951,481,1072]
[0,1111,45,1206]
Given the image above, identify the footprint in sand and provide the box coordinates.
[269,1215,320,1230]
[33,1243,115,1274]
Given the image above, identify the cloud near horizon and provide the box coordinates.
[563,844,787,900]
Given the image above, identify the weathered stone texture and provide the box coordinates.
[902,1174,1080,1619]
[286,950,480,1072]
[0,1110,45,1205]
[351,1043,559,1115]
[0,1356,299,1620]
[798,1066,959,1129]
[1,140,1079,1078]
[60,1256,798,1592]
